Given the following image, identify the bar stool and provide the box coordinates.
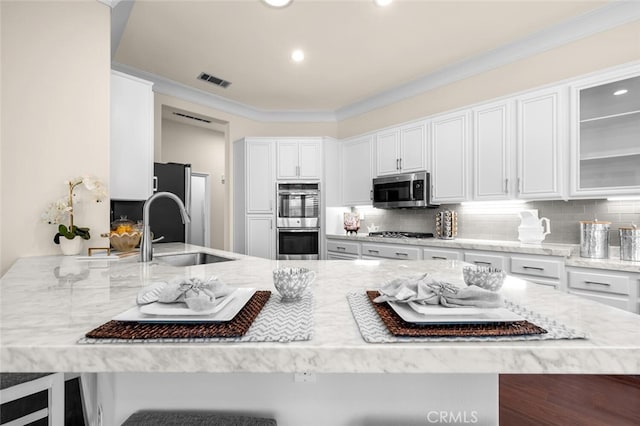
[0,373,64,426]
[121,410,277,426]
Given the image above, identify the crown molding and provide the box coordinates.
[335,1,640,120]
[111,63,338,123]
[112,1,640,123]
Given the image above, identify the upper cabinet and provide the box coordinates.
[375,121,428,176]
[245,139,276,214]
[472,100,512,200]
[342,134,374,206]
[516,86,566,200]
[431,111,469,203]
[570,67,640,197]
[110,71,154,200]
[276,139,322,180]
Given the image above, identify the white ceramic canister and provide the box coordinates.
[619,226,640,262]
[579,220,611,259]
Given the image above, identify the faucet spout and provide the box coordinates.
[140,191,190,262]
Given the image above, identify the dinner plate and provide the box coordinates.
[113,288,256,323]
[387,301,523,324]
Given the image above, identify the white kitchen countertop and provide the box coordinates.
[327,234,640,273]
[1,243,639,375]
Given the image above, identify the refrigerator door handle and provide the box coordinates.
[152,176,158,192]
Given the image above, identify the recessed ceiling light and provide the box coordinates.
[373,0,393,6]
[291,49,305,62]
[613,89,628,96]
[262,0,292,8]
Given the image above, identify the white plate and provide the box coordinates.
[388,301,523,324]
[113,288,256,323]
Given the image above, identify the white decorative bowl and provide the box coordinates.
[462,266,506,291]
[273,267,316,300]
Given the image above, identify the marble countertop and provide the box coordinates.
[327,234,640,273]
[1,243,639,375]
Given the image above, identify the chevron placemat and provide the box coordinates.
[78,292,314,344]
[347,292,586,343]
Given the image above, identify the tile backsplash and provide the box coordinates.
[332,199,640,246]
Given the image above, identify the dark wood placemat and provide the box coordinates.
[366,291,547,338]
[85,291,271,340]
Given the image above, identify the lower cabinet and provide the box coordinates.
[422,247,463,261]
[566,267,638,313]
[509,254,565,289]
[464,251,507,269]
[361,243,420,260]
[326,240,360,260]
[246,216,275,259]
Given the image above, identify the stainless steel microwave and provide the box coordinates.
[372,171,438,209]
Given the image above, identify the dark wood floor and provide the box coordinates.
[499,375,640,425]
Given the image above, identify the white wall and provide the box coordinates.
[0,1,111,274]
[161,119,226,250]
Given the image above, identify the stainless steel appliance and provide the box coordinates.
[276,182,320,260]
[372,171,438,209]
[151,162,192,243]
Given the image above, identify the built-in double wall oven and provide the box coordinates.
[276,182,320,260]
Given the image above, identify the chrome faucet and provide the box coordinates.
[140,191,190,262]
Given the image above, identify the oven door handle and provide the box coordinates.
[277,228,320,232]
[277,191,319,196]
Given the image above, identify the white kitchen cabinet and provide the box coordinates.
[376,122,427,176]
[342,134,374,206]
[472,100,513,200]
[510,254,565,289]
[464,251,508,270]
[516,87,566,200]
[232,138,276,258]
[362,243,421,260]
[431,111,470,203]
[422,247,463,261]
[277,139,322,180]
[567,267,638,313]
[110,70,154,200]
[569,65,640,197]
[246,215,275,259]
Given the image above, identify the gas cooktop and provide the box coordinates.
[368,231,434,239]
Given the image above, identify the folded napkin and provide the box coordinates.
[136,276,235,312]
[373,273,503,310]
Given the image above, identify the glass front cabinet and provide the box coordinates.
[570,66,640,197]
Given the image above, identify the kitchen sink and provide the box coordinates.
[155,252,235,267]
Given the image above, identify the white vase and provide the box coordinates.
[59,236,83,256]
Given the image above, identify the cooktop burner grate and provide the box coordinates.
[368,231,434,239]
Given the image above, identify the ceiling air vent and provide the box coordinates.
[198,72,231,88]
[172,112,212,124]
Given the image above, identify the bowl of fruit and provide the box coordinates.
[109,216,142,252]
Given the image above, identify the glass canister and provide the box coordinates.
[579,220,611,259]
[436,210,458,240]
[619,226,640,262]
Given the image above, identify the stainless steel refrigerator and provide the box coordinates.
[151,162,192,243]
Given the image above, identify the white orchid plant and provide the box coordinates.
[41,175,107,244]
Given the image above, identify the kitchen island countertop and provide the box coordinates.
[1,243,639,375]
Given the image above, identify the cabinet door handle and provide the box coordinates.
[336,246,346,251]
[399,158,403,170]
[370,189,373,200]
[396,159,400,170]
[504,178,509,193]
[296,165,300,177]
[367,249,380,254]
[474,261,492,266]
[270,219,273,230]
[584,280,611,287]
[517,177,521,193]
[522,265,544,271]
[395,252,409,257]
[432,256,447,260]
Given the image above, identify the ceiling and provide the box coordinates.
[113,0,633,119]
